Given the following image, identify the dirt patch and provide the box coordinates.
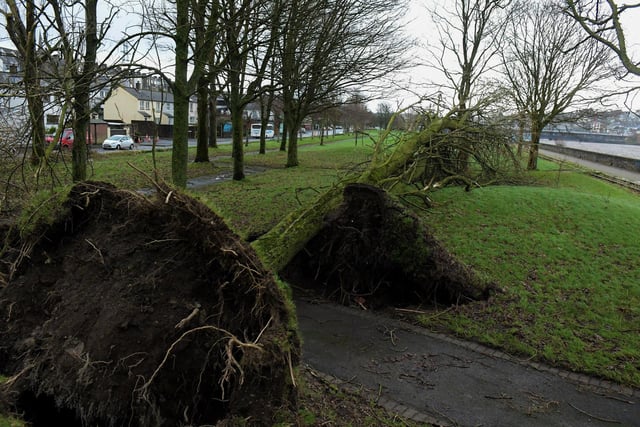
[282,183,495,309]
[0,182,299,426]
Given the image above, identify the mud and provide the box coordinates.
[282,183,495,309]
[0,181,299,426]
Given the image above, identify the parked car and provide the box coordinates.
[45,134,55,144]
[55,128,94,149]
[250,123,275,138]
[58,128,74,149]
[102,135,135,150]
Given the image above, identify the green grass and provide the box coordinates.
[3,137,640,393]
[420,160,640,385]
[0,377,23,427]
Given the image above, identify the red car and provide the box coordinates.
[59,128,74,149]
[55,128,93,149]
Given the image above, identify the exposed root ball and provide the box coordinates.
[283,183,494,308]
[0,181,300,426]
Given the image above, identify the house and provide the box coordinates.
[103,85,178,126]
[102,79,238,138]
[0,48,26,131]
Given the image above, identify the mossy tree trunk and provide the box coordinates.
[194,76,210,163]
[71,0,97,182]
[252,114,460,272]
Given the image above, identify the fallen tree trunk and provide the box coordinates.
[252,114,457,273]
[253,112,496,306]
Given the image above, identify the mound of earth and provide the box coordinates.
[283,183,495,308]
[0,182,300,426]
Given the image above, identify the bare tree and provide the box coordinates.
[278,0,410,167]
[376,102,394,130]
[566,0,640,77]
[3,0,46,165]
[2,0,137,184]
[427,0,511,112]
[168,0,224,185]
[501,0,612,170]
[565,0,640,110]
[194,1,222,163]
[425,0,512,175]
[138,0,217,186]
[341,93,373,134]
[211,0,281,180]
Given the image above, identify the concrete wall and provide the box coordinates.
[540,143,640,173]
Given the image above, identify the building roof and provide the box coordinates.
[121,85,175,103]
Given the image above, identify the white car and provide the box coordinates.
[102,135,135,150]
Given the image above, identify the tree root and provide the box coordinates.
[136,325,263,402]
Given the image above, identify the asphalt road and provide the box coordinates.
[295,139,640,426]
[296,297,639,426]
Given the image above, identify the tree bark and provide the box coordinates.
[527,121,541,170]
[230,102,245,181]
[280,122,287,152]
[286,127,299,167]
[208,90,218,148]
[253,116,452,271]
[71,0,97,182]
[194,76,209,162]
[172,0,190,188]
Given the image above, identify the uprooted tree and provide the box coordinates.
[254,107,513,305]
[0,104,513,424]
[0,182,300,426]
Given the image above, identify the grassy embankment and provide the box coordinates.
[2,133,638,425]
[196,139,639,388]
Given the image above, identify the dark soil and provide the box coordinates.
[282,183,495,309]
[0,182,300,426]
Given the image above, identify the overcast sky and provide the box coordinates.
[392,0,640,111]
[0,0,638,111]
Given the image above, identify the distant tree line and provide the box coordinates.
[1,0,636,191]
[1,0,410,187]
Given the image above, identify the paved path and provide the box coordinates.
[296,143,640,426]
[540,140,640,183]
[541,139,640,161]
[296,297,640,426]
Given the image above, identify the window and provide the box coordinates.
[139,100,145,110]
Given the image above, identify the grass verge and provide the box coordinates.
[419,159,640,386]
[2,136,638,422]
[196,147,640,388]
